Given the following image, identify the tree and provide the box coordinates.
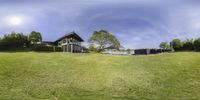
[88,44,97,52]
[159,42,170,49]
[170,38,183,51]
[89,29,121,52]
[29,31,42,45]
[0,32,29,50]
[182,39,194,51]
[194,38,200,51]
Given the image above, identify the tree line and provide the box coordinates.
[3,29,200,52]
[159,38,200,51]
[0,31,42,51]
[0,29,121,52]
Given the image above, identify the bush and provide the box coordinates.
[34,45,62,52]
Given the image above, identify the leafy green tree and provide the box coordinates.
[88,44,97,52]
[182,39,194,51]
[29,31,42,44]
[89,29,121,52]
[159,42,170,49]
[0,32,29,50]
[194,38,200,51]
[170,39,183,51]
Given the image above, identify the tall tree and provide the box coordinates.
[0,32,29,50]
[170,38,183,51]
[182,39,194,51]
[194,38,200,51]
[89,29,121,52]
[29,31,42,44]
[88,44,97,52]
[159,42,170,49]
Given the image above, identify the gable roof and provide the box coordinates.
[54,32,84,43]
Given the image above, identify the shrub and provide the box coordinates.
[34,45,62,52]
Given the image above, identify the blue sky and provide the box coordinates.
[0,0,200,49]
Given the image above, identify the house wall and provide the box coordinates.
[62,44,82,53]
[57,37,82,53]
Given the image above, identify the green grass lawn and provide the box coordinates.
[0,52,200,100]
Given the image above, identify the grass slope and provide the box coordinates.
[0,52,200,100]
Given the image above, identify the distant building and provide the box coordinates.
[129,49,135,55]
[134,49,151,55]
[134,48,172,55]
[102,46,129,55]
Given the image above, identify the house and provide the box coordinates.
[54,32,84,53]
[40,32,84,53]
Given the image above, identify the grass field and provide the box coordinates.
[0,52,200,100]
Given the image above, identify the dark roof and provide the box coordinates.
[54,32,84,43]
[41,41,55,45]
[42,41,55,44]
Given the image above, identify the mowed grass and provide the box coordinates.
[0,52,200,100]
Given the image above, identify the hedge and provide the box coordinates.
[33,45,62,52]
